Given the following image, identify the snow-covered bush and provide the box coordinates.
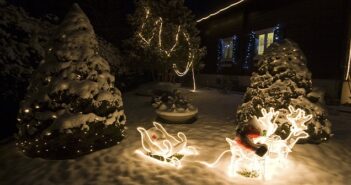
[0,1,51,102]
[16,4,126,159]
[0,1,53,138]
[236,40,332,144]
[97,36,127,75]
[151,89,196,113]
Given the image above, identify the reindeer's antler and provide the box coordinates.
[257,107,280,137]
[286,105,312,133]
[284,106,312,149]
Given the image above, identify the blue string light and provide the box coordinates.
[243,31,256,70]
[217,39,223,71]
[273,24,282,42]
[232,35,239,64]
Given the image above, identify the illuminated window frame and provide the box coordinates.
[218,35,239,68]
[255,27,275,55]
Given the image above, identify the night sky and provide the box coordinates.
[7,0,238,45]
[185,0,237,18]
[9,0,237,18]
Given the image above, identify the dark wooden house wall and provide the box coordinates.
[198,0,349,79]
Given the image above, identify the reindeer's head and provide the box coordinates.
[286,105,312,134]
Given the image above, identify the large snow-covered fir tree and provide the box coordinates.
[236,40,332,144]
[16,4,126,159]
[126,0,205,82]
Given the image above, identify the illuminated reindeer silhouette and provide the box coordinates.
[201,106,312,179]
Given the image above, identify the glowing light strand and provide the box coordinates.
[136,122,198,168]
[345,38,351,80]
[172,32,195,77]
[191,65,197,92]
[137,7,195,77]
[196,0,245,23]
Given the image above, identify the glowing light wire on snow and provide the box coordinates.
[196,0,245,23]
[199,106,312,180]
[136,122,198,168]
[137,7,196,90]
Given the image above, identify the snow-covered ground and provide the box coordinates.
[0,86,350,185]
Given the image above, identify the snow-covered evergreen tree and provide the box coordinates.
[16,4,126,159]
[0,1,52,138]
[97,36,126,76]
[0,1,51,103]
[236,40,332,144]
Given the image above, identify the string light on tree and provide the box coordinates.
[137,7,198,91]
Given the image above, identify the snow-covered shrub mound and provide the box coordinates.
[236,39,332,144]
[16,4,126,159]
[0,2,51,102]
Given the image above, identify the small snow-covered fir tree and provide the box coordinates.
[236,40,332,144]
[16,4,126,159]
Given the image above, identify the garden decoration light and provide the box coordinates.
[199,106,312,180]
[136,122,198,168]
[341,38,351,104]
[344,38,351,81]
[137,7,197,91]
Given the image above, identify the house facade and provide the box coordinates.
[197,0,350,101]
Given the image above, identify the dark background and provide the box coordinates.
[198,0,350,79]
[7,0,235,45]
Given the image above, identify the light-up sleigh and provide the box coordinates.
[136,122,198,168]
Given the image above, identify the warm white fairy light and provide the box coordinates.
[191,65,197,92]
[199,106,312,180]
[137,7,195,78]
[196,0,245,23]
[136,122,198,168]
[345,39,351,80]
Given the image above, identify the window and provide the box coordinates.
[255,28,275,55]
[218,35,239,69]
[243,24,282,70]
[221,37,234,61]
